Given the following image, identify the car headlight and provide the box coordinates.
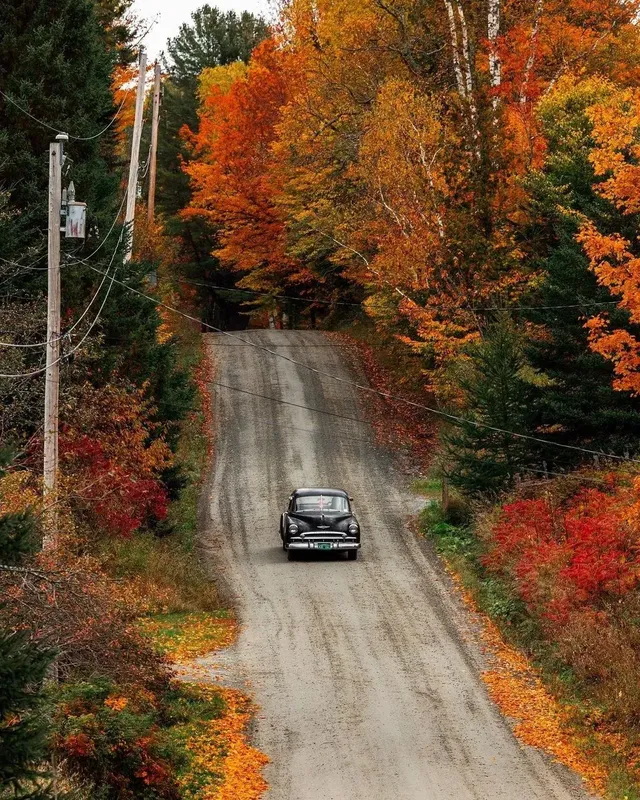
[348,523,359,535]
[288,523,299,535]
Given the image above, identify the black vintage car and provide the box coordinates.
[280,488,361,561]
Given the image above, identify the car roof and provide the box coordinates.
[292,488,348,497]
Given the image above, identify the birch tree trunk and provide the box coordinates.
[444,0,480,156]
[444,0,467,101]
[488,0,502,108]
[456,2,475,105]
[520,0,544,105]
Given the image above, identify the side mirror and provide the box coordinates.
[349,496,354,502]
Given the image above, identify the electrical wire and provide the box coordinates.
[181,278,622,313]
[71,93,130,141]
[517,466,613,484]
[139,145,152,180]
[213,384,635,481]
[214,381,372,426]
[78,263,640,465]
[0,229,123,378]
[0,188,126,280]
[0,193,127,349]
[65,191,127,263]
[0,251,48,272]
[217,400,382,445]
[181,280,363,307]
[0,89,130,141]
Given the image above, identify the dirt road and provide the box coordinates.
[201,330,591,800]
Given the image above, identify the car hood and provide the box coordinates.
[289,511,354,526]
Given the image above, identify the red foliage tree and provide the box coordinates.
[59,382,171,538]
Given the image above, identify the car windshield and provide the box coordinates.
[294,494,349,513]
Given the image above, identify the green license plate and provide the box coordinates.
[317,543,332,550]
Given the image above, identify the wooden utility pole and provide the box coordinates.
[124,47,147,262]
[43,133,66,549]
[147,61,161,223]
[441,475,450,515]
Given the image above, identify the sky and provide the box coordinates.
[133,0,273,60]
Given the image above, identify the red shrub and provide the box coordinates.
[485,483,640,623]
[58,382,171,538]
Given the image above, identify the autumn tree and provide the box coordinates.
[518,77,640,462]
[181,0,640,441]
[185,39,316,323]
[154,5,268,327]
[158,4,268,222]
[265,0,640,363]
[577,85,640,396]
[59,382,172,538]
[272,0,531,377]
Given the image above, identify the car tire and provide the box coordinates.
[287,549,296,561]
[347,549,358,561]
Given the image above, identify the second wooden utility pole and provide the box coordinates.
[43,133,66,550]
[124,47,147,262]
[147,61,161,223]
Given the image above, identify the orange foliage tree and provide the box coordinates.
[184,39,314,304]
[577,86,640,395]
[183,0,640,392]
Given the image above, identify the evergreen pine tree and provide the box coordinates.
[0,0,122,276]
[0,630,55,799]
[0,0,193,449]
[520,80,640,466]
[0,510,55,799]
[444,318,535,497]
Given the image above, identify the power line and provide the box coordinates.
[517,466,611,484]
[66,191,128,262]
[0,229,123,378]
[182,278,621,313]
[305,225,624,313]
[0,188,126,279]
[139,145,153,180]
[71,93,130,141]
[0,194,127,349]
[213,392,384,445]
[0,251,48,272]
[214,381,372,426]
[213,383,634,481]
[181,279,363,307]
[0,89,130,141]
[78,262,640,465]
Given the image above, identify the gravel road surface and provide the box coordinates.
[201,329,592,800]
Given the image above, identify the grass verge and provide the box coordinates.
[139,611,236,663]
[92,328,268,798]
[99,330,218,614]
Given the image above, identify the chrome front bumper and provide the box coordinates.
[287,535,360,551]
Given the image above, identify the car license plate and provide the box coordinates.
[317,543,332,550]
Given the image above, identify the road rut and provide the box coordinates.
[201,330,592,800]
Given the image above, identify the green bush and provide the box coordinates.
[51,679,224,800]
